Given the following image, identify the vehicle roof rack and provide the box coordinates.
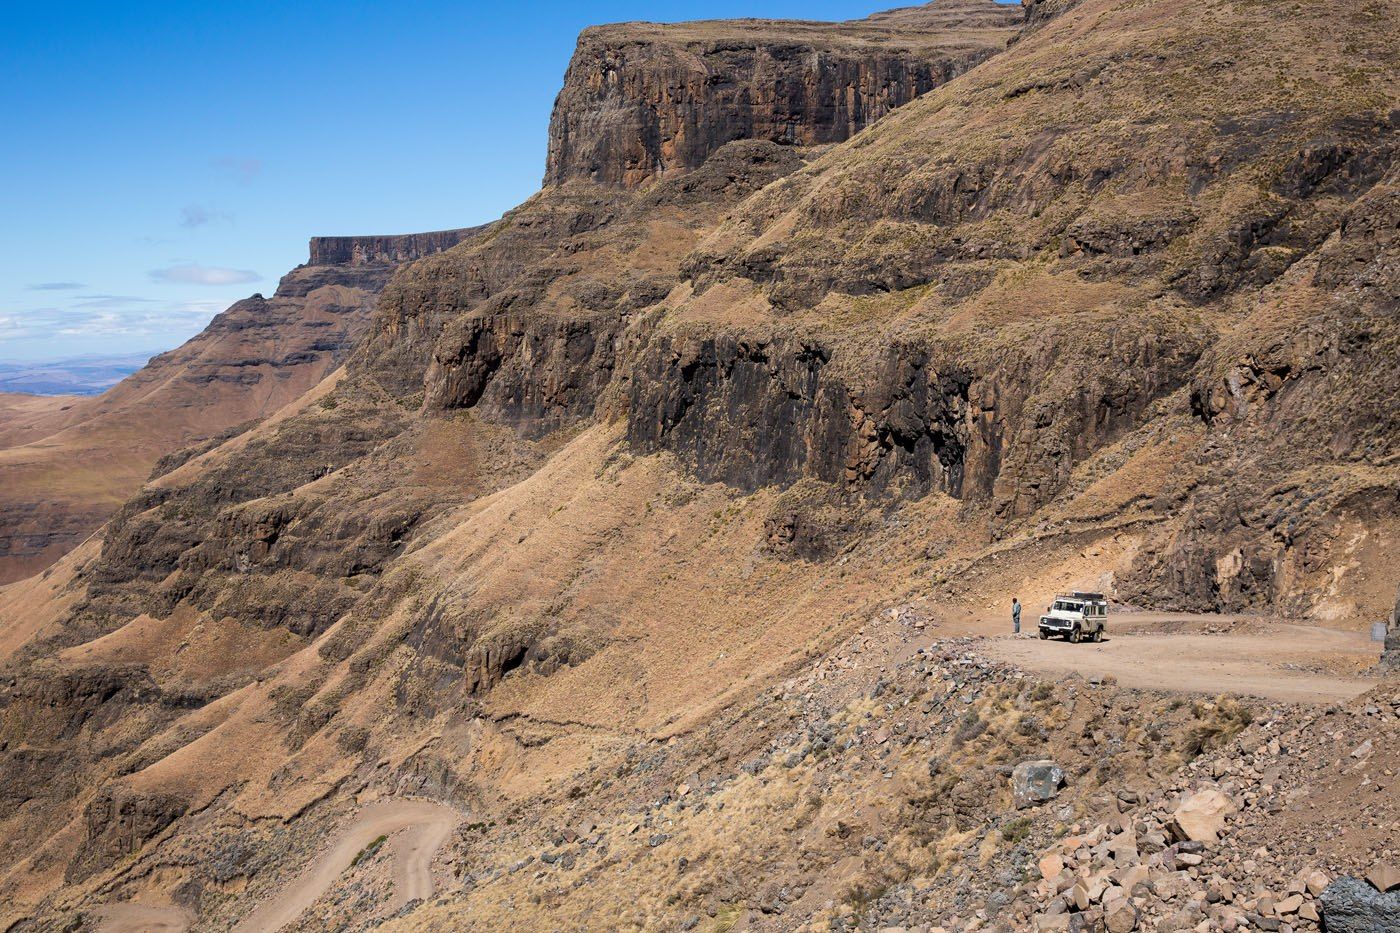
[1071,591,1106,600]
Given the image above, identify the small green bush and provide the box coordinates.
[351,834,387,867]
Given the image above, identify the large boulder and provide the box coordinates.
[1385,627,1400,670]
[1369,863,1400,894]
[1167,787,1237,844]
[1321,876,1400,932]
[1383,585,1400,670]
[1104,898,1139,933]
[1012,760,1066,809]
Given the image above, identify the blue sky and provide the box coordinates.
[1,1,1015,362]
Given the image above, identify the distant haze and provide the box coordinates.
[0,352,154,396]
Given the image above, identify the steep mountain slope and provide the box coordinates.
[0,229,475,584]
[628,0,1399,615]
[0,0,1395,929]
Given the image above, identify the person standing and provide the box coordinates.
[1012,597,1022,635]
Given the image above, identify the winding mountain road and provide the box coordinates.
[231,798,460,932]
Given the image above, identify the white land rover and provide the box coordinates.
[1038,592,1108,643]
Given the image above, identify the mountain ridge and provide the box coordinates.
[0,0,1395,929]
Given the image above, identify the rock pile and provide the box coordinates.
[1016,687,1400,932]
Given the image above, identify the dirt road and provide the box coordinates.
[232,799,460,933]
[975,613,1380,703]
[94,903,192,932]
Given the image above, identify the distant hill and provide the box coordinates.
[0,353,154,396]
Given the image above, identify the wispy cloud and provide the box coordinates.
[1,300,224,343]
[26,281,86,291]
[55,304,215,337]
[72,294,160,306]
[0,310,52,341]
[213,156,261,184]
[149,263,260,286]
[178,203,231,228]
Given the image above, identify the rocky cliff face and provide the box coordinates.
[544,0,1021,188]
[1018,0,1083,32]
[622,313,1208,516]
[307,228,480,266]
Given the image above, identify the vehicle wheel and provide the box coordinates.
[1069,626,1081,644]
[1039,630,1049,640]
[1093,628,1103,643]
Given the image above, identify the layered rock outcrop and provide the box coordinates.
[624,312,1207,516]
[307,228,480,266]
[544,0,1021,188]
[1018,0,1083,33]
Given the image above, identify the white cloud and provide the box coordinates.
[1,299,227,343]
[149,263,260,285]
[0,310,46,340]
[26,281,86,291]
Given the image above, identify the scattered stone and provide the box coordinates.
[1305,869,1332,897]
[1168,787,1237,844]
[1113,865,1149,891]
[1367,863,1400,894]
[1013,760,1067,809]
[1104,898,1138,932]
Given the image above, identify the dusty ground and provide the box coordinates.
[968,612,1381,704]
[68,599,1390,932]
[376,605,1398,932]
[92,903,193,933]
